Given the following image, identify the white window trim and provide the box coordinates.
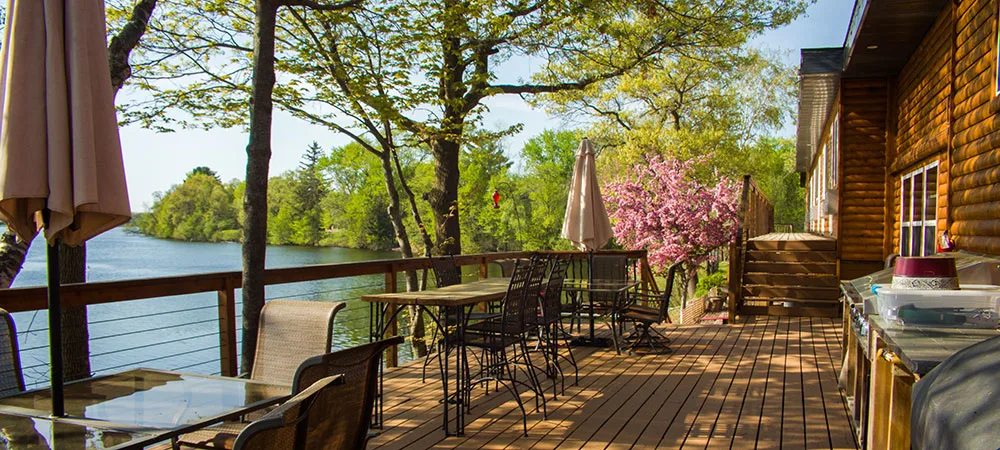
[899,161,939,256]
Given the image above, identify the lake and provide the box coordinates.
[9,227,407,388]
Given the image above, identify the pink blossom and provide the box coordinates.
[604,154,740,274]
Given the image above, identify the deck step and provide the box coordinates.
[747,240,837,252]
[747,250,837,262]
[738,235,841,318]
[743,285,841,300]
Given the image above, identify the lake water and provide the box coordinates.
[9,227,406,388]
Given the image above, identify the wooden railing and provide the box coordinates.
[0,249,651,377]
[727,175,774,322]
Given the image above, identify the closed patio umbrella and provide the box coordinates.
[0,0,131,416]
[561,138,613,251]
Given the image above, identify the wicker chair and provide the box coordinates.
[1,308,25,397]
[176,337,403,450]
[230,375,345,450]
[620,262,681,354]
[249,300,346,386]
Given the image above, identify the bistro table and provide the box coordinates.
[362,277,511,437]
[0,368,291,447]
[562,279,640,353]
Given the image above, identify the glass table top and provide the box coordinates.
[0,369,290,429]
[0,411,152,450]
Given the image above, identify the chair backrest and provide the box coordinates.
[591,254,627,281]
[251,300,347,386]
[540,258,570,323]
[493,258,527,277]
[590,254,627,305]
[289,336,403,450]
[231,374,345,450]
[0,309,24,397]
[499,261,536,335]
[657,262,683,322]
[523,256,549,324]
[431,256,462,287]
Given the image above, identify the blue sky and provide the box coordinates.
[118,0,854,212]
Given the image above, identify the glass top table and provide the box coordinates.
[562,279,641,352]
[0,368,291,445]
[0,410,156,450]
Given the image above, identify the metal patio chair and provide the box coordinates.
[462,258,548,436]
[528,257,575,397]
[620,262,681,354]
[0,308,25,397]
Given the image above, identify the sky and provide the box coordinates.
[118,0,856,212]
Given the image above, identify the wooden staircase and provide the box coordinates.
[738,233,840,317]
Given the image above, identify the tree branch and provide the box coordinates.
[280,0,362,11]
[108,0,158,96]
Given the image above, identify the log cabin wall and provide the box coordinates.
[887,3,954,257]
[950,0,1000,255]
[838,78,889,279]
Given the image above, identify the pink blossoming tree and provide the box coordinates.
[604,155,741,300]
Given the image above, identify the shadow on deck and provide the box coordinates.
[370,316,858,449]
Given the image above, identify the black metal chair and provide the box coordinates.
[527,257,575,397]
[462,258,548,436]
[620,262,681,354]
[0,308,24,398]
[422,255,500,382]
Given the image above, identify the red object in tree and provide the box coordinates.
[492,190,501,209]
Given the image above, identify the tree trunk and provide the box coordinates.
[376,149,426,357]
[685,261,699,302]
[241,0,278,373]
[57,243,91,382]
[0,231,29,288]
[428,138,462,255]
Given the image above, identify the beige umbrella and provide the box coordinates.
[0,0,131,416]
[561,138,613,251]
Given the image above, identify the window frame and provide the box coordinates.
[899,161,939,257]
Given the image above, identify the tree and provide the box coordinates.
[120,0,807,258]
[293,142,328,245]
[604,155,741,301]
[134,170,240,241]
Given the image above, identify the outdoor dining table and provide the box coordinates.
[562,279,641,353]
[362,277,511,437]
[0,368,291,448]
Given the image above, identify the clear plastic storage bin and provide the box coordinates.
[875,286,1000,328]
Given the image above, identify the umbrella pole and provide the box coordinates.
[44,211,65,417]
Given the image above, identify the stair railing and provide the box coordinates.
[727,175,775,322]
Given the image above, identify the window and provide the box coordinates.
[899,162,938,256]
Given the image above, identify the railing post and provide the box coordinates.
[479,257,489,279]
[217,278,238,377]
[383,269,398,368]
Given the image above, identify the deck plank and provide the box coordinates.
[368,317,857,450]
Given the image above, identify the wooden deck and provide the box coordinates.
[370,316,857,449]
